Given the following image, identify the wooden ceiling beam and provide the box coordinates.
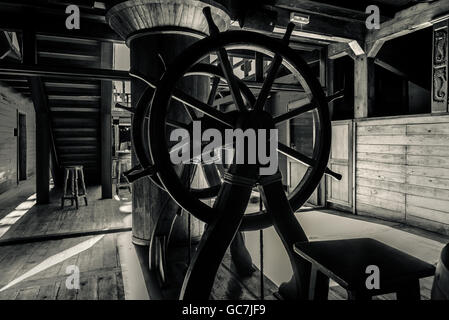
[273,0,374,23]
[328,43,354,60]
[366,0,449,57]
[272,7,365,44]
[0,63,130,81]
[374,58,408,79]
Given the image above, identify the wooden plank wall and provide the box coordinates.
[0,84,36,194]
[355,114,449,235]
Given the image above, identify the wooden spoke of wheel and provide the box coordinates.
[273,100,317,124]
[278,143,342,180]
[116,102,189,130]
[203,7,246,112]
[172,88,233,127]
[253,23,295,111]
[207,76,221,106]
[130,70,233,128]
[182,102,199,122]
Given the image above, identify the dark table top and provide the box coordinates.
[294,238,435,291]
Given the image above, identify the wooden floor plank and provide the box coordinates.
[15,286,40,300]
[103,234,118,269]
[36,283,58,300]
[97,273,118,300]
[77,275,98,300]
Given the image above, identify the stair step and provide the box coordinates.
[44,80,99,90]
[48,95,100,101]
[57,146,97,152]
[53,128,97,133]
[52,118,98,127]
[45,86,100,96]
[50,107,100,113]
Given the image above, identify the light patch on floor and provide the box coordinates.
[119,202,132,214]
[0,193,36,238]
[0,234,104,292]
[116,232,149,300]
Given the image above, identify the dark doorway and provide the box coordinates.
[17,112,27,181]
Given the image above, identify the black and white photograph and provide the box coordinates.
[0,0,448,313]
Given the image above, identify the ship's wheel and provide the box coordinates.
[129,7,342,299]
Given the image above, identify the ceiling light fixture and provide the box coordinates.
[290,12,310,25]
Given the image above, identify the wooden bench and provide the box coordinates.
[294,238,435,300]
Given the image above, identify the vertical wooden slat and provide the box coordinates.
[100,42,113,199]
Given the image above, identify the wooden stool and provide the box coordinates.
[294,238,435,300]
[61,165,88,209]
[116,151,131,195]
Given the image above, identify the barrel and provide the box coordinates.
[431,243,449,300]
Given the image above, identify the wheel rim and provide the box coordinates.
[145,30,331,230]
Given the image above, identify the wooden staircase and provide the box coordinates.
[35,34,108,185]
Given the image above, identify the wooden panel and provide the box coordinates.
[406,165,449,179]
[327,120,353,210]
[407,145,449,156]
[407,123,449,135]
[356,168,405,183]
[329,164,349,203]
[357,124,406,136]
[357,152,406,164]
[355,115,449,235]
[407,155,449,168]
[431,20,449,113]
[331,123,348,160]
[407,194,449,214]
[357,185,404,203]
[407,175,449,190]
[407,204,449,225]
[357,160,404,174]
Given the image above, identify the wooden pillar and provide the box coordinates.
[106,0,230,247]
[101,42,113,199]
[129,32,210,245]
[35,113,50,204]
[26,31,52,203]
[354,55,375,118]
[30,77,50,204]
[432,20,449,113]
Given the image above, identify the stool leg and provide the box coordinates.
[70,170,75,206]
[61,169,69,209]
[308,265,329,300]
[74,169,79,209]
[123,162,131,193]
[397,280,421,300]
[80,169,88,206]
[117,160,121,195]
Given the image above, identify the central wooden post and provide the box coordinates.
[354,55,375,119]
[107,0,230,246]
